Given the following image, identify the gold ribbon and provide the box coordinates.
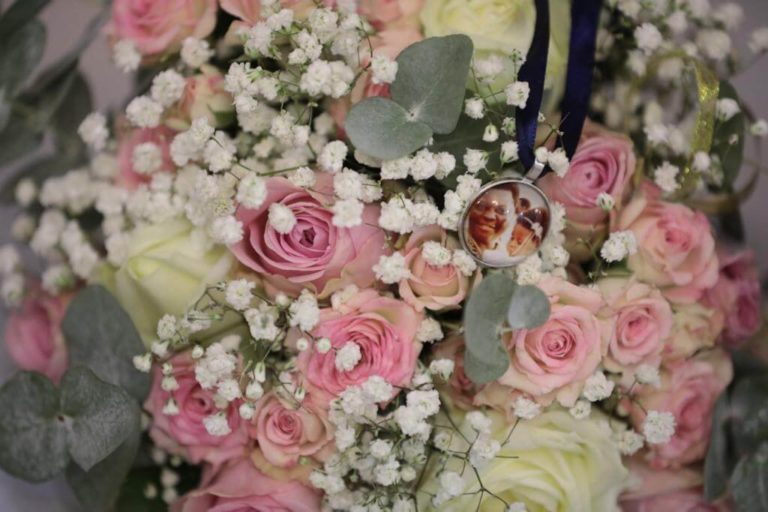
[631,51,720,197]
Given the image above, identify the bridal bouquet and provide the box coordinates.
[1,0,767,511]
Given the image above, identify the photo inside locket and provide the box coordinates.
[464,182,550,267]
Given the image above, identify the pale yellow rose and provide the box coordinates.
[101,218,233,345]
[420,409,628,512]
[420,0,571,107]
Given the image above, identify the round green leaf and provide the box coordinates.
[506,285,551,330]
[346,97,432,160]
[463,273,516,369]
[0,372,69,482]
[732,442,768,512]
[390,34,473,134]
[60,367,139,472]
[62,285,150,402]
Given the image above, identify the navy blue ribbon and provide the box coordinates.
[515,0,550,172]
[515,0,604,174]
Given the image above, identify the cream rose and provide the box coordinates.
[664,303,724,361]
[102,218,233,344]
[420,410,628,512]
[420,0,571,104]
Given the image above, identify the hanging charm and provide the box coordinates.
[458,0,603,268]
[459,163,551,268]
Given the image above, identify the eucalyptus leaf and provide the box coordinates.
[730,376,768,455]
[51,73,92,159]
[463,346,509,385]
[0,372,69,482]
[390,34,473,134]
[0,88,9,131]
[0,0,50,42]
[506,285,550,330]
[346,97,433,160]
[704,392,736,501]
[463,273,517,384]
[59,367,139,472]
[0,112,43,167]
[62,285,150,402]
[732,443,768,512]
[67,428,141,512]
[0,19,46,97]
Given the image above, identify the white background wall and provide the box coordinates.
[1,0,767,509]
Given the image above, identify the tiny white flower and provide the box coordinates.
[653,161,680,194]
[596,192,615,211]
[749,27,768,54]
[421,241,452,267]
[332,198,364,227]
[416,317,443,343]
[78,112,109,152]
[373,253,410,284]
[505,81,530,108]
[617,429,645,455]
[112,39,141,73]
[716,98,740,122]
[569,400,592,420]
[513,396,541,420]
[483,124,499,142]
[238,403,255,420]
[210,216,243,245]
[635,23,663,54]
[463,149,488,174]
[268,203,296,234]
[547,148,570,177]
[642,410,676,444]
[635,364,662,388]
[126,96,163,128]
[151,70,187,107]
[600,230,637,263]
[318,140,348,173]
[225,279,255,311]
[371,54,398,84]
[316,337,332,354]
[203,413,232,437]
[582,371,615,402]
[181,37,214,68]
[500,140,520,163]
[429,359,455,380]
[133,353,152,373]
[464,97,485,119]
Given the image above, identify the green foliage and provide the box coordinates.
[704,355,768,508]
[732,443,768,512]
[0,3,105,188]
[346,98,433,160]
[712,81,746,190]
[390,34,474,134]
[345,35,474,160]
[62,285,151,402]
[463,273,550,385]
[0,367,139,483]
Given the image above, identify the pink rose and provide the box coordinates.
[702,249,762,347]
[109,0,217,58]
[616,181,719,303]
[145,352,249,467]
[248,391,333,470]
[629,350,732,468]
[117,126,176,190]
[165,66,234,131]
[620,458,726,512]
[664,303,724,361]
[232,174,385,298]
[497,276,611,407]
[172,457,321,512]
[598,277,673,373]
[358,0,426,30]
[539,122,635,261]
[4,286,71,383]
[297,289,422,403]
[220,0,262,24]
[399,226,476,312]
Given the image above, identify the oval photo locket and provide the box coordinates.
[459,178,552,268]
